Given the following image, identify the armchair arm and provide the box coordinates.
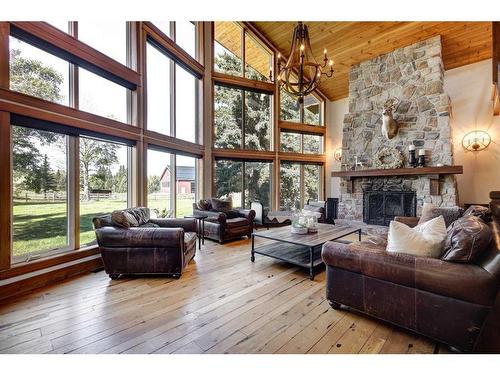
[235,208,256,222]
[394,216,419,228]
[95,227,184,248]
[193,208,227,225]
[149,217,197,232]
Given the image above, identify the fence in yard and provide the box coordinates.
[14,191,128,203]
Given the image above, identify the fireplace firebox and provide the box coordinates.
[363,191,416,226]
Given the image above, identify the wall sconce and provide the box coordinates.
[333,148,342,161]
[462,130,491,152]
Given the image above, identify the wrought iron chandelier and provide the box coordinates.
[269,22,334,103]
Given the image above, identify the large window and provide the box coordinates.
[147,149,198,218]
[146,42,171,136]
[79,138,130,246]
[11,124,134,261]
[280,89,323,126]
[146,40,200,143]
[279,162,322,210]
[175,21,197,59]
[12,126,69,260]
[214,84,272,151]
[214,22,271,82]
[152,21,197,60]
[9,36,70,106]
[147,148,173,217]
[176,155,197,217]
[280,132,323,154]
[214,159,272,209]
[77,22,128,65]
[79,68,129,123]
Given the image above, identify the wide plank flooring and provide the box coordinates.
[0,233,440,354]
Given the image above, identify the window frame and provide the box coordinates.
[214,158,273,210]
[279,161,324,210]
[145,34,202,145]
[10,122,134,264]
[213,21,274,83]
[213,82,273,151]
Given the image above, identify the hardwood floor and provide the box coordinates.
[0,234,440,354]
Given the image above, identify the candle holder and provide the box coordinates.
[408,149,417,168]
[417,151,426,167]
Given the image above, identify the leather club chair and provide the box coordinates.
[321,192,500,353]
[192,199,255,243]
[93,207,197,280]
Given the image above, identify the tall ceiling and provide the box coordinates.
[250,22,492,101]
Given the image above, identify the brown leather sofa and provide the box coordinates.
[93,207,197,279]
[322,193,500,352]
[193,199,255,243]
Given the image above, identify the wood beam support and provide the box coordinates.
[0,111,12,271]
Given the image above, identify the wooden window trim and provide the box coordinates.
[0,111,11,271]
[213,72,275,94]
[144,131,204,158]
[143,22,204,79]
[212,148,275,162]
[0,246,100,281]
[0,89,141,141]
[10,22,140,89]
[0,23,9,89]
[279,121,326,136]
[277,152,326,164]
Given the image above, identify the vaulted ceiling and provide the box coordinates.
[250,22,492,101]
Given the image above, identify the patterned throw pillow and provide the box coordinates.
[111,210,139,228]
[418,203,464,228]
[210,198,233,213]
[197,199,211,211]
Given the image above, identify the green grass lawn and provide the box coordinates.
[13,197,195,258]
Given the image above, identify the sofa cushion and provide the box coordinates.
[418,203,464,227]
[322,240,498,306]
[126,207,151,226]
[441,215,492,263]
[111,210,140,228]
[210,197,233,213]
[225,209,241,219]
[197,199,211,211]
[463,204,492,223]
[387,216,447,258]
[226,217,250,228]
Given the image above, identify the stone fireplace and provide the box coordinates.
[338,36,457,223]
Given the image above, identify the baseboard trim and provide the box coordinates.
[0,254,103,301]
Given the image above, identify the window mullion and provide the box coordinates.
[67,136,78,250]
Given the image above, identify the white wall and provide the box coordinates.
[325,59,500,205]
[445,59,500,206]
[326,97,348,198]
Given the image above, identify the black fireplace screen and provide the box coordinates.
[363,191,416,226]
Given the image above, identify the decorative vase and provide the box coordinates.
[306,215,318,233]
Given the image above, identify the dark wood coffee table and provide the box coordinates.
[251,223,362,280]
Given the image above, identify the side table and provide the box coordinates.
[184,215,208,249]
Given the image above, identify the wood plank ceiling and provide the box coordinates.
[250,22,492,101]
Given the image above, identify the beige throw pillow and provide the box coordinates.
[387,215,447,258]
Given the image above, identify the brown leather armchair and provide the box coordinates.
[192,202,255,243]
[93,208,197,280]
[322,193,500,352]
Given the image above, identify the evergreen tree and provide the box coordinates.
[39,154,57,197]
[148,175,161,194]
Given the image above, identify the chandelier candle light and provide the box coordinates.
[270,22,334,103]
